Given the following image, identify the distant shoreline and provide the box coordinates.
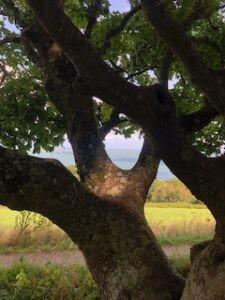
[33,149,174,180]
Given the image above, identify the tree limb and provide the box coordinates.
[85,0,102,39]
[26,0,140,116]
[159,50,173,89]
[0,35,21,46]
[0,146,80,222]
[25,0,225,223]
[2,0,28,28]
[180,103,218,134]
[131,135,160,188]
[127,65,158,80]
[141,0,225,115]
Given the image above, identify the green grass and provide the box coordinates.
[170,255,190,277]
[0,260,100,300]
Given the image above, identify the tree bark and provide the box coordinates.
[12,15,186,297]
[182,236,225,300]
[78,207,185,300]
[0,146,185,300]
[6,1,225,298]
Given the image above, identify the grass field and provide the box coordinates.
[0,207,19,228]
[145,205,214,244]
[0,203,215,252]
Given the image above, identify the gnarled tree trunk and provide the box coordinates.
[182,236,225,300]
[3,0,225,298]
[77,205,184,300]
[0,146,185,300]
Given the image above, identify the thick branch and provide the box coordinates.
[44,59,110,181]
[180,103,218,134]
[159,50,173,89]
[27,0,139,115]
[0,146,185,298]
[85,0,102,39]
[137,86,225,229]
[133,135,159,171]
[0,146,81,224]
[141,0,225,115]
[26,0,225,227]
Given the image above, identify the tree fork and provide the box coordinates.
[0,146,185,299]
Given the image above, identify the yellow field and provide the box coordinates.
[145,206,214,225]
[0,204,215,247]
[145,206,215,243]
[0,207,19,228]
[0,205,215,229]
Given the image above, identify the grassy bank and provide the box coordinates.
[0,203,214,252]
[0,256,190,300]
[0,261,99,300]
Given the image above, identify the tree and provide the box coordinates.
[0,0,225,298]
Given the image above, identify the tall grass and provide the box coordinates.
[0,226,74,253]
[0,204,215,252]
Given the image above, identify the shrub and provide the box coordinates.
[0,261,100,300]
[148,179,198,203]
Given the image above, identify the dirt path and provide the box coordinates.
[0,245,191,268]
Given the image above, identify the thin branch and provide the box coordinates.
[126,65,158,80]
[99,109,128,138]
[108,59,125,73]
[2,0,28,28]
[99,4,141,55]
[0,62,12,86]
[0,35,21,46]
[108,60,158,80]
[219,4,225,10]
[85,0,102,39]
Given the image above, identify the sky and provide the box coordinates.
[110,0,130,12]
